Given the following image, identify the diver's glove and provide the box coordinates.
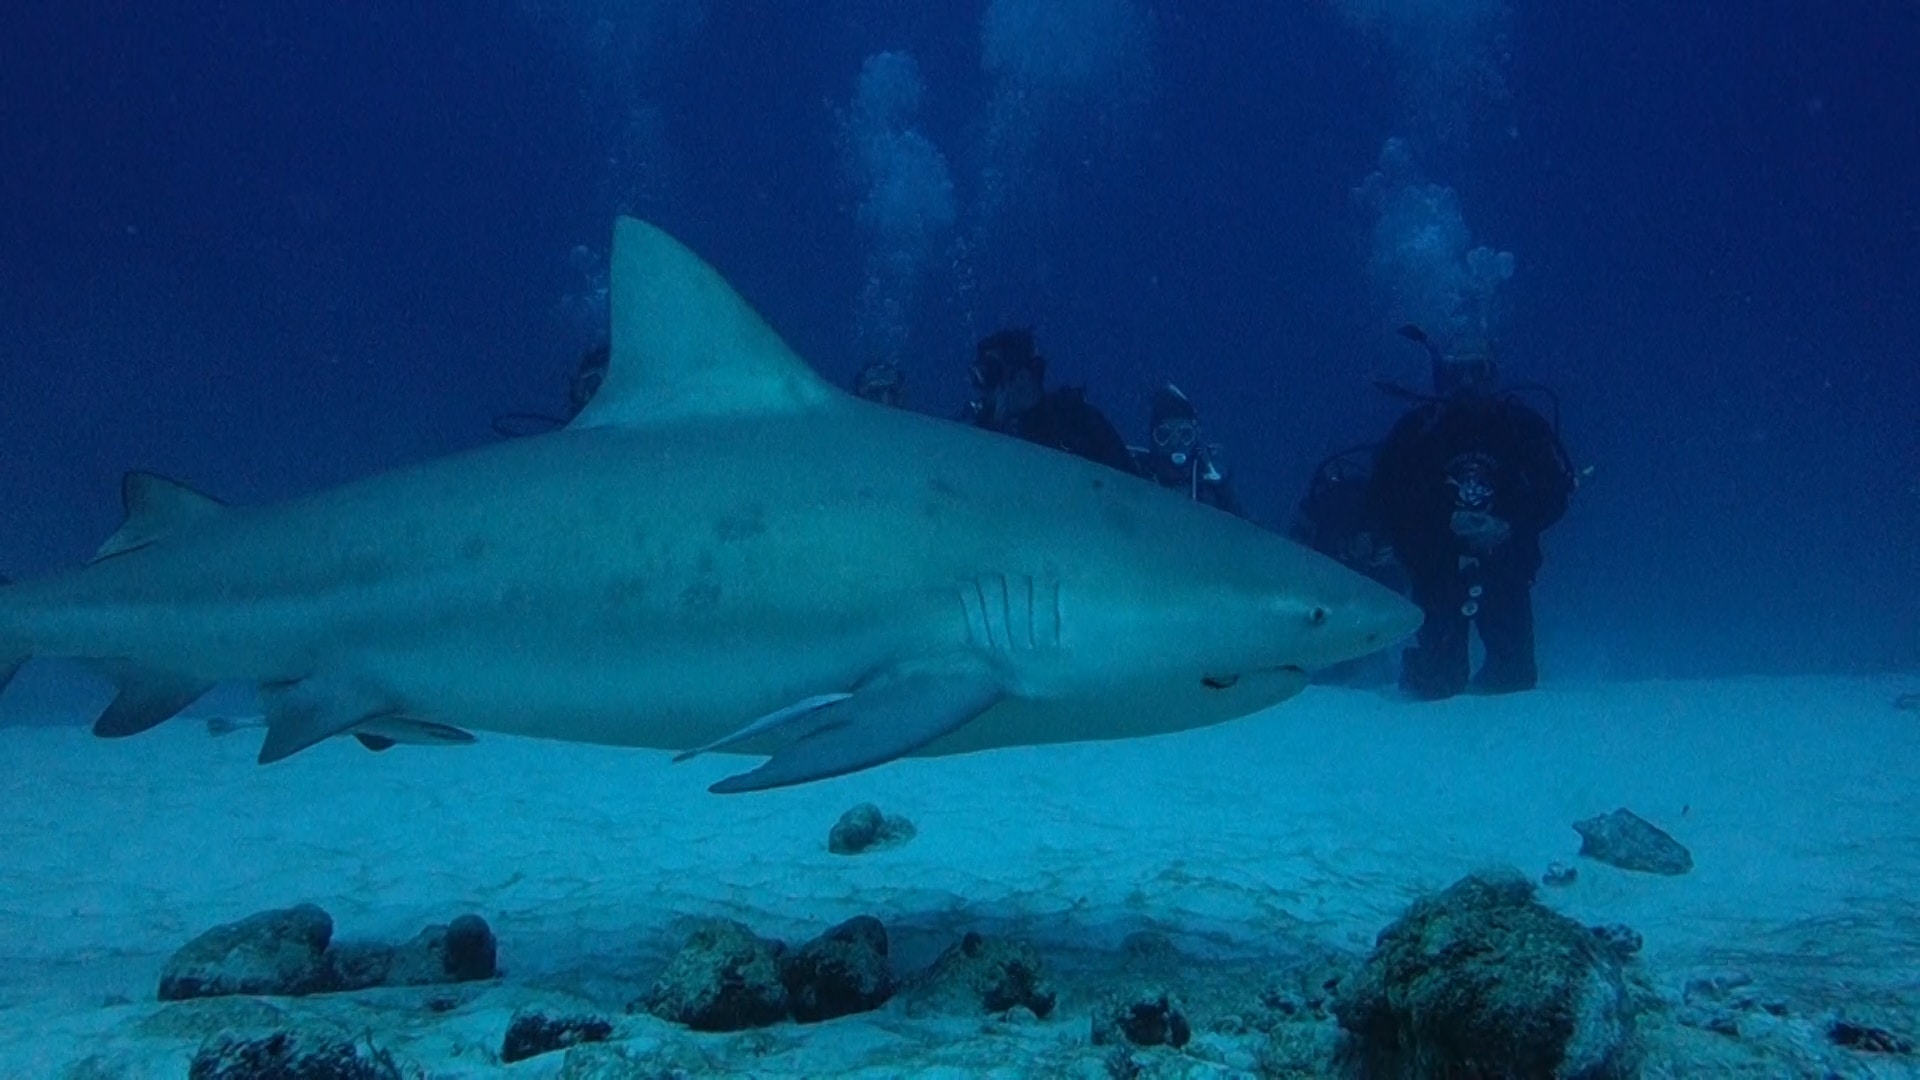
[1450,510,1511,552]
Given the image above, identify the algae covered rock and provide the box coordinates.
[1333,866,1639,1079]
[827,802,917,855]
[1573,808,1693,875]
[905,931,1056,1018]
[780,914,895,1022]
[159,904,337,1001]
[188,1029,403,1080]
[634,919,789,1032]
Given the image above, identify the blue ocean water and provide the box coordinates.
[2,2,1918,1076]
[3,1,1914,679]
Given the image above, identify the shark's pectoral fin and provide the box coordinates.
[701,659,1005,795]
[256,679,405,764]
[90,665,216,738]
[91,472,226,564]
[672,692,854,763]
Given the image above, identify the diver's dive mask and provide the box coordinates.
[1153,418,1198,466]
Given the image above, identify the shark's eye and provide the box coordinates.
[1309,606,1329,627]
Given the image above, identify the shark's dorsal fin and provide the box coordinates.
[568,216,839,429]
[90,472,226,563]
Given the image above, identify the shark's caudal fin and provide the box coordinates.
[567,216,841,431]
[91,472,226,564]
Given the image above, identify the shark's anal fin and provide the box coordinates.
[695,658,1004,795]
[256,678,408,764]
[90,666,216,738]
[91,472,226,564]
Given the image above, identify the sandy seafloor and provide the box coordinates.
[1,671,1917,1078]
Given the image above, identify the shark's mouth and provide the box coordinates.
[1202,664,1305,691]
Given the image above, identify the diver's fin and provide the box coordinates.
[672,692,854,763]
[703,658,1004,795]
[91,472,226,564]
[568,217,838,431]
[256,678,401,764]
[91,667,216,738]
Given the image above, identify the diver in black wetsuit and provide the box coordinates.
[1368,327,1578,700]
[965,328,1141,477]
[1292,444,1404,593]
[1129,383,1245,516]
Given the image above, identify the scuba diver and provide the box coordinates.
[1289,443,1406,687]
[1367,325,1578,700]
[853,360,906,407]
[1291,443,1404,593]
[489,342,610,438]
[1129,383,1244,515]
[965,327,1141,476]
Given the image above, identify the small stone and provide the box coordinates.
[188,1029,403,1080]
[1092,992,1192,1049]
[1829,1019,1914,1054]
[382,914,498,986]
[1542,861,1578,887]
[501,1008,615,1064]
[1573,808,1694,875]
[1590,923,1643,956]
[827,803,917,855]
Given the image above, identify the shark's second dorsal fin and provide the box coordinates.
[568,216,839,429]
[90,472,226,563]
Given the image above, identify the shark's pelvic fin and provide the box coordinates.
[568,216,840,431]
[702,658,1005,795]
[91,472,226,564]
[351,717,476,749]
[90,665,216,738]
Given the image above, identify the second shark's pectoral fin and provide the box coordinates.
[256,679,405,765]
[699,659,1005,795]
[91,666,217,738]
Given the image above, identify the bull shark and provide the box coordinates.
[0,216,1420,794]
